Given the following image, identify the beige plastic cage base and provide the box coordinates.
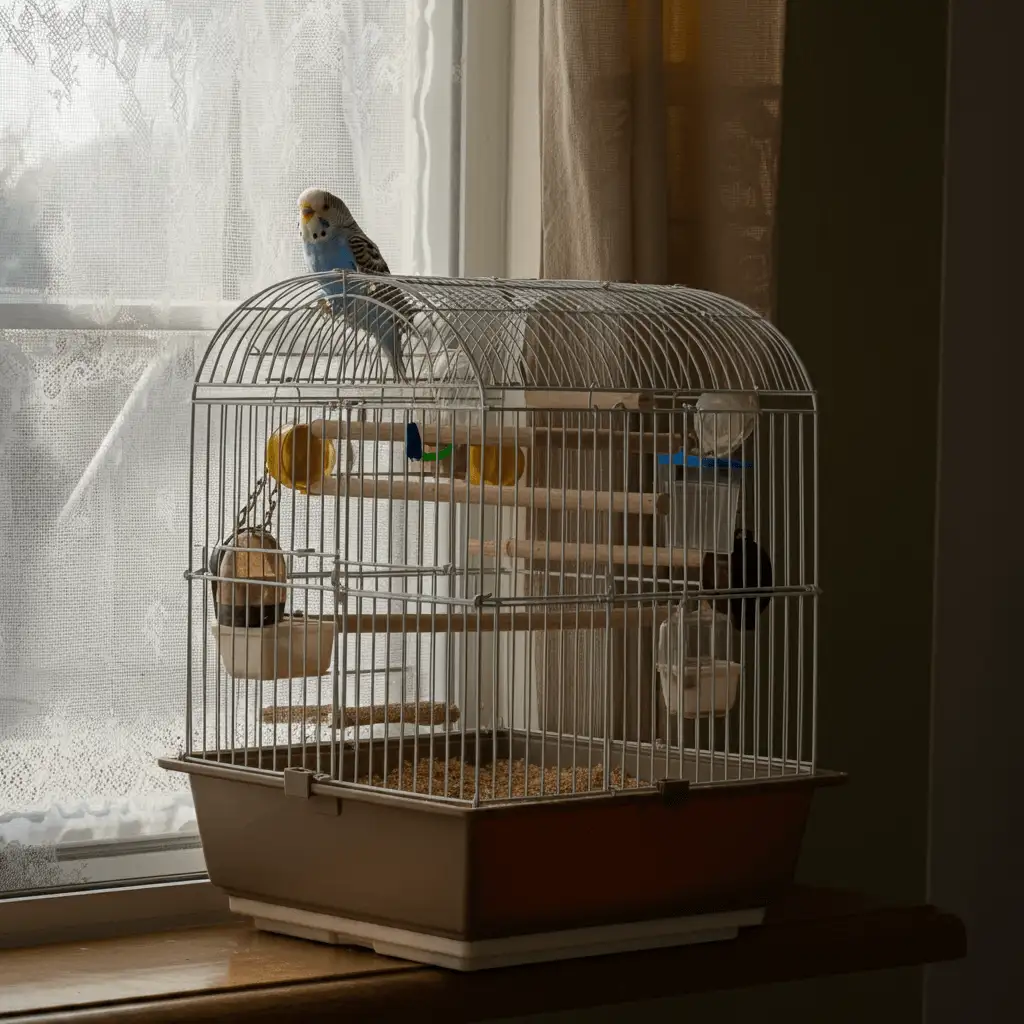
[213,616,336,680]
[164,732,845,977]
[230,896,764,971]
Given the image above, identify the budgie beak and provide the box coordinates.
[300,205,316,223]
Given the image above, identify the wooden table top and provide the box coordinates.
[0,886,965,1023]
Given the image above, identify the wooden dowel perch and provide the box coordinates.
[468,538,701,569]
[523,389,654,412]
[311,418,682,451]
[262,701,460,728]
[309,475,669,516]
[325,607,668,633]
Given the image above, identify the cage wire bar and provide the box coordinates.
[182,271,819,808]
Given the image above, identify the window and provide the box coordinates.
[0,0,491,913]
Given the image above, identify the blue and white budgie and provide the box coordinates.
[297,187,411,381]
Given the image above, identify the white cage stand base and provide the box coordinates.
[230,897,765,971]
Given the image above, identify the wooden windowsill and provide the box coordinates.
[0,886,965,1023]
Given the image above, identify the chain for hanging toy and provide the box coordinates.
[234,473,280,533]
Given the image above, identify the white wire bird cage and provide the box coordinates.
[162,272,843,970]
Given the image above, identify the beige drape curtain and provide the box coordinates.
[540,0,786,315]
[530,0,786,744]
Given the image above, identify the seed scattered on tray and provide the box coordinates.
[261,701,460,728]
[364,756,640,800]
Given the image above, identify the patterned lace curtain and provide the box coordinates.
[0,0,452,892]
[534,0,786,742]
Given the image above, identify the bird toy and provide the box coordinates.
[405,422,453,463]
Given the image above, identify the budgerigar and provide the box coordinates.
[297,187,411,381]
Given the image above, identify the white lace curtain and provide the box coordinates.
[0,0,454,891]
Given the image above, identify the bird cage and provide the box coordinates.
[161,271,844,970]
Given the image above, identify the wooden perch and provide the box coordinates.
[310,418,681,451]
[309,474,669,516]
[523,389,654,412]
[262,701,460,728]
[320,606,668,633]
[468,538,701,569]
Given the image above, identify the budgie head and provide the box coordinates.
[297,188,357,247]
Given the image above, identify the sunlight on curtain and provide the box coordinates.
[540,0,786,314]
[534,0,787,743]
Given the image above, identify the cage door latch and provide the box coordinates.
[656,778,691,806]
[283,767,341,816]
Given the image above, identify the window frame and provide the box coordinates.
[0,878,234,951]
[0,0,533,948]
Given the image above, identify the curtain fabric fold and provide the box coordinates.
[534,0,786,741]
[540,0,786,314]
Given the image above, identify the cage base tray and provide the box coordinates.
[231,896,764,971]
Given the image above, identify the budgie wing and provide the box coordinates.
[346,230,417,322]
[317,231,419,381]
[348,231,391,275]
[346,232,418,336]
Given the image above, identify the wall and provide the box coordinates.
[775,0,948,885]
[770,0,950,1016]
[925,0,1024,1021]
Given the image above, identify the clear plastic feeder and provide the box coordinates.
[656,600,741,718]
[657,452,750,556]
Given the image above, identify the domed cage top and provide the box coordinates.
[192,272,815,400]
[162,271,840,967]
[176,271,824,791]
